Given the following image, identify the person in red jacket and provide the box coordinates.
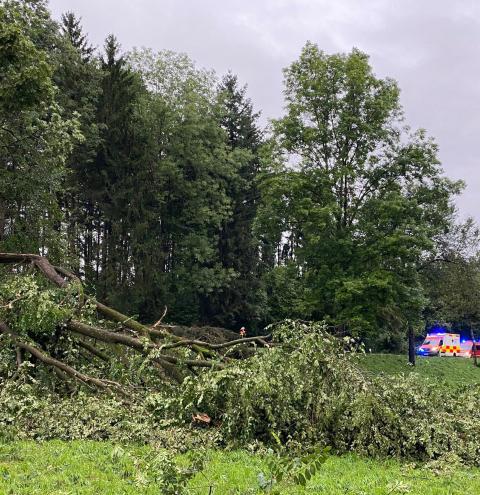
[239,327,246,337]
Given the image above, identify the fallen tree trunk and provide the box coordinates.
[0,252,270,390]
[0,321,125,395]
[0,253,67,288]
[0,252,268,346]
[67,320,224,369]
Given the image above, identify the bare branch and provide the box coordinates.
[67,320,223,370]
[153,306,168,328]
[159,334,271,351]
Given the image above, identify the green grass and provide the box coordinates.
[1,440,479,494]
[192,450,480,494]
[359,353,480,388]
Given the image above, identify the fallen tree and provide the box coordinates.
[0,252,270,394]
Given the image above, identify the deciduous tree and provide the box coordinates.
[258,43,462,348]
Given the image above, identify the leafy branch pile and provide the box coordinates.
[168,321,480,466]
[0,252,269,396]
[3,283,480,467]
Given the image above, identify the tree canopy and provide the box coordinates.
[257,43,463,346]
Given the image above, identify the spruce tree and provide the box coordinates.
[93,35,154,310]
[204,73,263,330]
[61,11,94,60]
[55,12,102,277]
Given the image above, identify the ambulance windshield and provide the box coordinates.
[423,335,442,345]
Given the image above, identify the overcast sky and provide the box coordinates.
[49,0,480,220]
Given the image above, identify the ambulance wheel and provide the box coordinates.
[453,353,457,357]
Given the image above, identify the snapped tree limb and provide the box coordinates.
[0,321,125,395]
[0,252,269,385]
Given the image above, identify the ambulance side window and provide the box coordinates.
[439,339,443,346]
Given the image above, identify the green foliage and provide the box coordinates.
[54,12,102,272]
[125,49,248,324]
[261,262,306,321]
[166,321,480,465]
[258,436,330,493]
[171,321,366,444]
[420,219,480,331]
[3,322,480,494]
[0,381,147,442]
[201,73,264,330]
[0,11,52,113]
[60,11,94,60]
[257,42,463,345]
[3,314,480,467]
[0,275,75,337]
[110,445,207,495]
[0,1,81,256]
[0,379,220,451]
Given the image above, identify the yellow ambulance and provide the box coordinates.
[438,333,461,357]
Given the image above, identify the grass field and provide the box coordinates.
[358,353,480,388]
[0,440,479,494]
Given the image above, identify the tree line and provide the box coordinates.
[2,0,479,349]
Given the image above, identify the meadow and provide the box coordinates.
[1,440,479,494]
[358,353,480,388]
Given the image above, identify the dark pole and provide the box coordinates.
[470,327,478,367]
[408,321,416,366]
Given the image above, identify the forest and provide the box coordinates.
[3,0,480,347]
[2,1,480,493]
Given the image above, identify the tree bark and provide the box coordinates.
[0,202,6,241]
[408,322,416,366]
[15,347,23,367]
[470,328,478,367]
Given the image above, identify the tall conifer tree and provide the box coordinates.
[203,74,263,330]
[60,12,94,60]
[93,35,144,303]
[55,12,101,275]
